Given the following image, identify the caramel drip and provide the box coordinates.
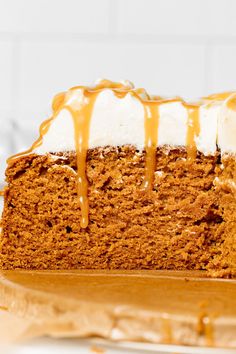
[197,311,214,346]
[90,346,105,354]
[134,88,150,100]
[203,91,234,101]
[226,94,236,111]
[0,305,8,311]
[52,92,66,112]
[71,79,132,94]
[185,105,200,160]
[142,102,159,191]
[205,317,214,346]
[65,90,99,228]
[161,317,172,343]
[0,190,4,196]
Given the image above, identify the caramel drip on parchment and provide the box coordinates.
[161,317,172,344]
[204,317,214,346]
[185,104,200,160]
[197,311,214,346]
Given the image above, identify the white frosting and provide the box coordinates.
[157,101,188,147]
[217,93,236,154]
[35,87,236,156]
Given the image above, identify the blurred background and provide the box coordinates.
[1,0,236,184]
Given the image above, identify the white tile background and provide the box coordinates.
[1,0,236,183]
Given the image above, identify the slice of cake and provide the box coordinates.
[1,80,236,277]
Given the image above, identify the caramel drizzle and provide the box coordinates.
[64,90,99,228]
[142,101,159,191]
[225,93,236,111]
[7,79,234,228]
[203,91,234,101]
[161,317,172,343]
[197,311,214,346]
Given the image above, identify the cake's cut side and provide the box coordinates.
[209,155,236,277]
[1,80,236,276]
[1,145,235,276]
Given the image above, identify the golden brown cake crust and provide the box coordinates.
[0,146,235,276]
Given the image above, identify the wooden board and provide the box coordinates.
[0,270,235,348]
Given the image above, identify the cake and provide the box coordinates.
[1,79,236,277]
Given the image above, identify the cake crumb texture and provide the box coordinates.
[1,146,235,276]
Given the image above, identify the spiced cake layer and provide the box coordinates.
[1,146,236,276]
[1,80,236,276]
